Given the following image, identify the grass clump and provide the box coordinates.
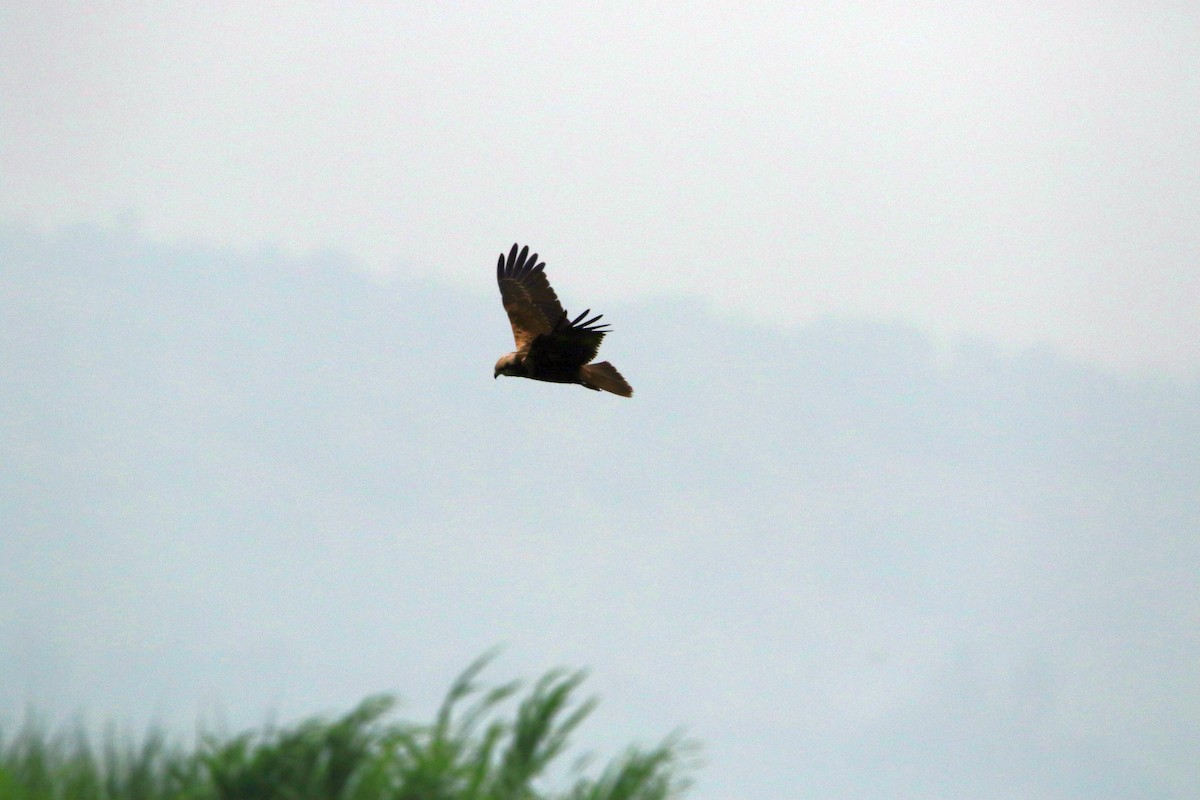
[0,654,695,800]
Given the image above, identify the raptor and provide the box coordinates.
[493,244,632,397]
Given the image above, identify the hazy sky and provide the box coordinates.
[3,2,1199,376]
[3,5,1200,799]
[2,223,1197,799]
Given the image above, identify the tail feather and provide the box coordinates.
[580,362,633,397]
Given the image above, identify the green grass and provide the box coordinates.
[0,655,695,800]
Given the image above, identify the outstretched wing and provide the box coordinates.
[497,244,566,351]
[527,308,611,370]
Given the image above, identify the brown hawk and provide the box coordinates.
[493,244,633,397]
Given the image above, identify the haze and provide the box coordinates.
[2,3,1199,799]
[3,2,1199,376]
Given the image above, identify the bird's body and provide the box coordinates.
[493,244,632,397]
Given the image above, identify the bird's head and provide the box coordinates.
[494,352,521,379]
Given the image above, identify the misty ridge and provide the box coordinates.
[2,221,1198,798]
[4,222,1195,521]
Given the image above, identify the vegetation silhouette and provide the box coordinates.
[0,654,695,800]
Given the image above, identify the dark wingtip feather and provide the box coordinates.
[567,308,609,332]
[499,243,550,281]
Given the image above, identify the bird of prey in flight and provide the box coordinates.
[493,243,633,397]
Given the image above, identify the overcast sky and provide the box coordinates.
[3,4,1199,799]
[3,1,1199,377]
[3,222,1198,798]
